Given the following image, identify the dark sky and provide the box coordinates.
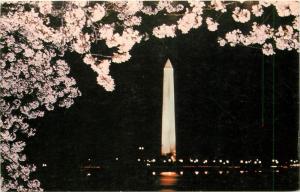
[26,25,298,171]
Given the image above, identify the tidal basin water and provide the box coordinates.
[42,167,298,191]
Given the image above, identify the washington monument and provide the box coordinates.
[161,59,176,160]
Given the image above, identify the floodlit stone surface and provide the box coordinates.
[161,59,176,157]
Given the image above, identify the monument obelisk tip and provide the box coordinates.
[164,59,173,69]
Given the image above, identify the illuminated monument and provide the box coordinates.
[161,59,176,160]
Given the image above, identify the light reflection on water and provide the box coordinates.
[64,168,299,191]
[159,172,178,192]
[160,189,176,192]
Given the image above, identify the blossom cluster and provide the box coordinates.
[217,1,299,55]
[151,1,299,57]
[232,7,251,23]
[219,23,299,56]
[1,3,81,191]
[153,24,177,38]
[206,17,219,31]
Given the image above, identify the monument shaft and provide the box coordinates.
[161,59,176,157]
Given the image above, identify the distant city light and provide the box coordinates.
[138,146,144,150]
[76,156,300,178]
[272,159,279,164]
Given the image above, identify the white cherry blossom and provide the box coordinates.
[232,7,251,23]
[153,24,177,38]
[262,43,275,55]
[90,3,105,22]
[206,17,219,31]
[178,13,203,34]
[252,4,264,17]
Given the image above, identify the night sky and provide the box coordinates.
[26,23,298,176]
